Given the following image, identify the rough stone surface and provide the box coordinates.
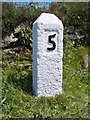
[33,13,63,97]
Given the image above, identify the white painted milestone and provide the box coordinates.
[33,13,63,97]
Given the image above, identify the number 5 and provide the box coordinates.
[47,34,56,51]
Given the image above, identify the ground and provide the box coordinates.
[1,44,89,119]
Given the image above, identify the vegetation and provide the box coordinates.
[50,2,89,46]
[13,27,32,49]
[1,44,89,119]
[2,2,89,46]
[2,2,18,38]
[1,2,89,119]
[2,2,41,38]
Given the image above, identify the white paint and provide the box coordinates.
[33,13,63,97]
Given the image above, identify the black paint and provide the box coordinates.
[47,34,56,51]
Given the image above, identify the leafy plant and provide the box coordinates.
[2,2,42,39]
[50,2,89,46]
[2,2,18,38]
[14,27,32,49]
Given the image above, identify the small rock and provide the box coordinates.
[13,46,24,52]
[3,33,18,48]
[68,34,78,40]
[83,54,90,69]
[67,26,75,34]
[14,26,21,33]
[3,48,15,54]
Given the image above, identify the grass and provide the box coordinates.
[1,44,89,119]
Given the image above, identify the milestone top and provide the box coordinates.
[33,13,63,29]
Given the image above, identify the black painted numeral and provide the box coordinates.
[47,34,56,51]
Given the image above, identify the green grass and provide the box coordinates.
[2,45,89,119]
